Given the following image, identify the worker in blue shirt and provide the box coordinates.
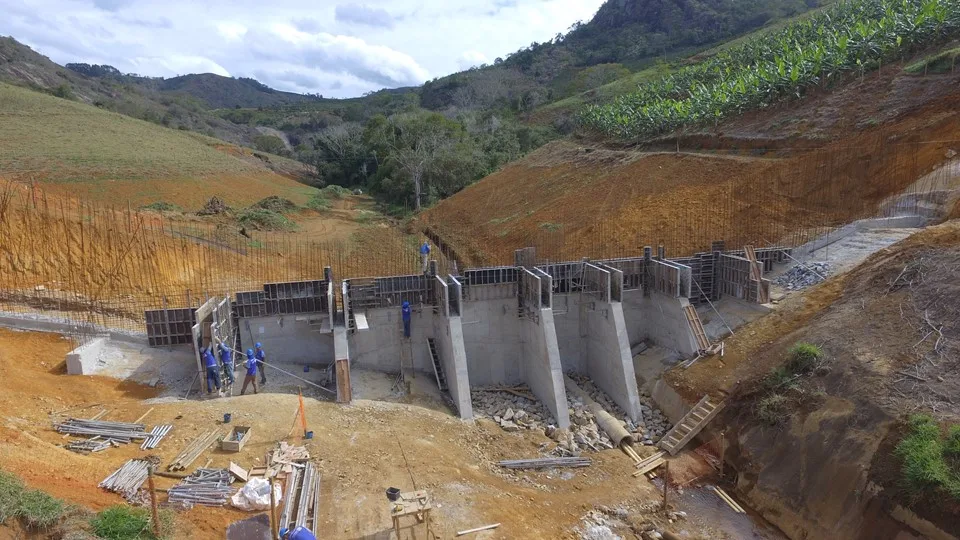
[216,338,234,386]
[241,349,259,395]
[255,342,267,385]
[202,346,221,395]
[419,241,430,273]
[401,301,411,338]
[279,526,316,540]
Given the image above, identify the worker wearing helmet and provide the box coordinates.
[279,526,316,540]
[202,346,221,396]
[255,342,267,385]
[401,301,411,338]
[240,349,259,395]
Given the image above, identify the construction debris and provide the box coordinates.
[457,523,501,536]
[140,424,173,450]
[100,459,150,501]
[168,430,221,471]
[774,262,831,290]
[498,457,591,470]
[167,468,233,507]
[55,418,149,442]
[713,486,746,514]
[267,441,311,476]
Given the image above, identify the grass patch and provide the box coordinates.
[756,393,791,426]
[18,489,66,529]
[139,201,182,212]
[354,210,377,224]
[895,415,960,503]
[236,208,296,231]
[786,342,823,375]
[90,505,173,539]
[904,46,960,75]
[306,193,331,211]
[0,470,25,523]
[539,222,562,232]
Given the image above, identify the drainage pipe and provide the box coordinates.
[563,375,632,446]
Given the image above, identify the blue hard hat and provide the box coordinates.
[402,301,409,308]
[255,342,262,348]
[247,348,254,356]
[279,528,288,538]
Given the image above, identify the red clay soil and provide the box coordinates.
[420,68,960,267]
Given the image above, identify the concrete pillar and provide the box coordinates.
[585,300,642,422]
[521,308,570,429]
[433,314,473,420]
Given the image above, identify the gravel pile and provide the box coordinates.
[472,378,673,455]
[774,262,831,290]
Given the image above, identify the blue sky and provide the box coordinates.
[0,0,605,97]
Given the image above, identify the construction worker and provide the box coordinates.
[401,301,411,338]
[202,346,221,395]
[419,241,431,273]
[254,342,267,385]
[241,349,259,395]
[217,338,234,386]
[279,526,316,540]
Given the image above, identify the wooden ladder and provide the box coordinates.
[427,338,447,391]
[658,396,725,456]
[683,304,711,352]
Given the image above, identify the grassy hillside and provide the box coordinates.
[0,82,315,207]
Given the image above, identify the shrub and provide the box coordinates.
[91,506,157,539]
[0,470,25,523]
[19,489,65,529]
[320,185,350,199]
[756,393,790,426]
[237,208,296,231]
[251,196,297,213]
[539,222,562,232]
[943,425,960,458]
[252,134,286,154]
[306,194,331,211]
[139,201,182,212]
[787,342,823,375]
[354,210,376,224]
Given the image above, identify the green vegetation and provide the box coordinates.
[306,193,331,211]
[755,342,827,425]
[253,134,287,154]
[895,415,960,502]
[354,210,377,224]
[237,208,297,231]
[539,222,563,231]
[252,196,298,213]
[582,0,960,140]
[91,505,174,539]
[140,201,183,212]
[904,44,960,73]
[0,471,66,531]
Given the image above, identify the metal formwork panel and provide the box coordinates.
[447,275,462,317]
[538,262,583,294]
[532,268,552,309]
[433,276,450,317]
[598,263,624,303]
[717,254,752,299]
[582,263,611,302]
[598,257,645,291]
[145,308,196,347]
[234,291,266,318]
[519,268,542,314]
[262,280,329,315]
[649,260,681,297]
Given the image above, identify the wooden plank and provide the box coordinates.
[229,462,249,482]
[634,457,666,477]
[354,312,369,331]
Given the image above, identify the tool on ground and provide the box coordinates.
[497,457,591,470]
[457,523,501,536]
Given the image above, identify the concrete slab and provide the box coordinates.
[65,338,105,375]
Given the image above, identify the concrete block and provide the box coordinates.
[65,338,106,375]
[239,316,333,365]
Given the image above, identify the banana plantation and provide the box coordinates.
[581,0,960,140]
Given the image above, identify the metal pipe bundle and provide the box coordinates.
[498,457,592,470]
[55,418,148,441]
[167,430,220,471]
[140,425,173,450]
[67,438,116,453]
[277,462,321,533]
[167,469,233,506]
[99,460,150,500]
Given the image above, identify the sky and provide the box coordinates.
[1,0,606,98]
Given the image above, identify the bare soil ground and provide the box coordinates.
[4,327,752,540]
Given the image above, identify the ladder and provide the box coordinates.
[683,304,711,352]
[659,395,725,455]
[427,338,447,391]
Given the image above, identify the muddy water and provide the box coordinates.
[656,479,786,539]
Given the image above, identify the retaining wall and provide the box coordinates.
[238,316,334,366]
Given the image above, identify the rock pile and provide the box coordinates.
[197,196,229,216]
[472,378,673,454]
[774,261,831,290]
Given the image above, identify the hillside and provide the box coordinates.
[419,57,960,266]
[0,82,314,208]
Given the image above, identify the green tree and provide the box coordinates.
[252,134,286,154]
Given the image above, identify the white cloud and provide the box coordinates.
[0,0,607,97]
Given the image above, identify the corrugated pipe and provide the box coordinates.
[563,375,632,447]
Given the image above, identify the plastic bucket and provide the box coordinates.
[223,413,232,424]
[305,431,314,439]
[303,365,310,373]
[386,487,401,501]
